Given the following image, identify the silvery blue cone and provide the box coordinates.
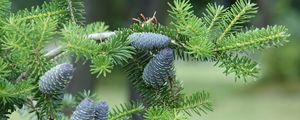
[71,98,95,120]
[38,63,74,94]
[128,32,171,50]
[94,101,109,120]
[143,48,174,88]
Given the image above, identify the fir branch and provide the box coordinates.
[184,36,215,60]
[12,0,85,25]
[2,18,32,48]
[62,22,106,62]
[66,0,77,23]
[103,31,135,66]
[168,0,194,27]
[85,21,109,34]
[61,93,76,108]
[13,1,66,22]
[173,49,200,61]
[35,93,64,119]
[63,23,134,77]
[202,3,227,32]
[2,16,57,54]
[76,90,99,102]
[90,56,113,77]
[0,57,11,81]
[0,80,35,117]
[145,108,187,120]
[0,0,292,119]
[27,56,51,79]
[177,91,213,116]
[17,10,65,22]
[34,17,58,49]
[217,0,258,43]
[0,81,34,101]
[109,103,144,120]
[16,45,64,83]
[215,54,259,81]
[1,16,57,79]
[65,38,99,62]
[215,25,290,52]
[168,0,215,60]
[64,0,85,24]
[0,0,10,18]
[168,0,208,37]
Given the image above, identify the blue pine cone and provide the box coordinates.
[71,98,95,120]
[128,32,171,50]
[38,63,74,94]
[94,101,109,120]
[143,48,174,88]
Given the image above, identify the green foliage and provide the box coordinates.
[202,3,226,32]
[61,90,98,109]
[103,31,135,66]
[1,16,56,79]
[109,102,144,120]
[10,0,84,25]
[168,0,204,36]
[62,23,134,77]
[0,0,86,118]
[90,56,113,77]
[76,90,99,101]
[0,0,10,18]
[12,1,63,22]
[61,93,77,108]
[34,93,64,119]
[217,0,258,42]
[178,91,213,116]
[145,108,187,120]
[0,58,11,81]
[0,0,291,119]
[216,54,259,81]
[216,25,290,52]
[0,80,34,118]
[168,0,289,80]
[169,0,215,60]
[63,0,85,24]
[184,36,215,60]
[62,22,103,61]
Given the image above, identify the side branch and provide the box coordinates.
[17,10,65,22]
[109,107,144,120]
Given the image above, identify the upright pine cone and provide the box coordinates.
[71,98,95,120]
[38,63,74,94]
[94,101,109,120]
[128,32,171,50]
[143,48,174,88]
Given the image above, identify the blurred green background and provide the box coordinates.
[9,0,300,120]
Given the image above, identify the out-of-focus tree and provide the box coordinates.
[259,0,300,83]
